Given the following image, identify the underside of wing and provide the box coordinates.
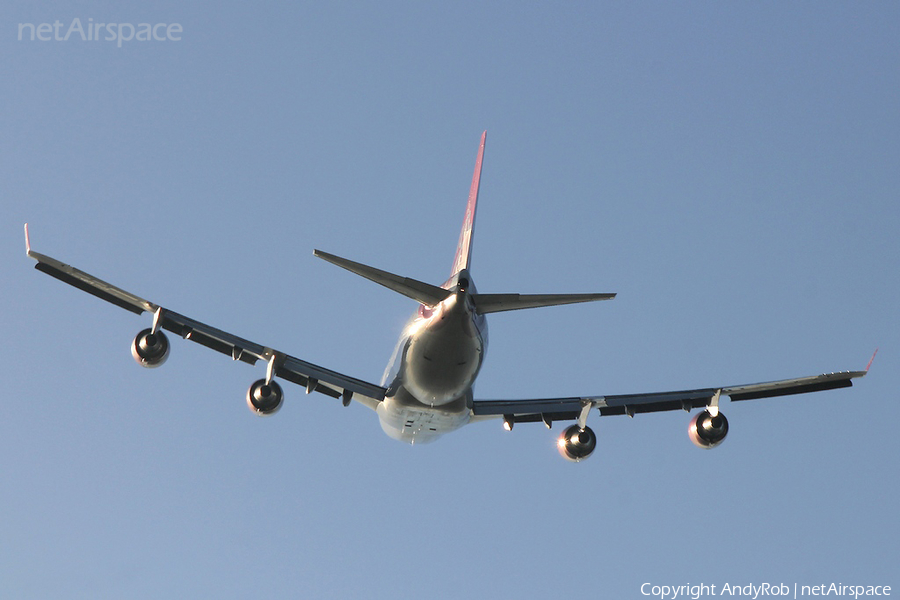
[26,236,156,315]
[472,370,867,424]
[25,225,386,409]
[157,310,386,402]
[722,371,865,401]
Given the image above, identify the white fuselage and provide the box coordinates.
[377,273,488,444]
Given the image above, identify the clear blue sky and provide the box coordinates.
[2,2,897,598]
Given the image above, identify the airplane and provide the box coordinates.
[24,131,872,461]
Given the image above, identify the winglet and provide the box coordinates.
[24,223,32,256]
[865,348,879,373]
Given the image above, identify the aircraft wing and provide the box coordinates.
[472,370,867,426]
[24,225,386,409]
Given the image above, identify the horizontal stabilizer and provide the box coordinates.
[315,250,452,307]
[472,292,616,314]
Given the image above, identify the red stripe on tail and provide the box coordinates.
[451,131,486,275]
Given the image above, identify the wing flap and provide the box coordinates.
[473,390,713,419]
[159,311,266,364]
[280,355,386,400]
[274,367,342,399]
[598,389,714,415]
[503,411,581,424]
[472,397,585,416]
[723,371,864,401]
[161,310,387,401]
[30,252,154,315]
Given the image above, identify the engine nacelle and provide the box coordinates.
[688,410,729,448]
[557,424,597,462]
[131,328,170,368]
[246,379,284,416]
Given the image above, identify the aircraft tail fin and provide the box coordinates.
[450,131,486,276]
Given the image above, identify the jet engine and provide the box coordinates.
[131,328,170,368]
[688,409,729,448]
[557,424,597,462]
[246,379,284,416]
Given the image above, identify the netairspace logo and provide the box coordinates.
[640,583,892,600]
[17,18,182,48]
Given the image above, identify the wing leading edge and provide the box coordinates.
[24,225,386,408]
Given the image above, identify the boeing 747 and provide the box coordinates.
[25,132,870,460]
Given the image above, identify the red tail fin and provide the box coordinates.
[451,131,486,275]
